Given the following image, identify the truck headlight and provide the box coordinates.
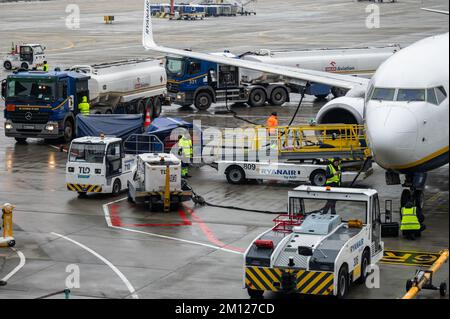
[45,124,55,131]
[5,122,13,130]
[176,93,185,101]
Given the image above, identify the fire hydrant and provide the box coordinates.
[0,203,15,248]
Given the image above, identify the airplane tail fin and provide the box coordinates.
[421,8,449,15]
[143,0,156,49]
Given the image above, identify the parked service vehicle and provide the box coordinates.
[127,153,193,211]
[244,185,385,298]
[66,134,164,196]
[1,59,167,143]
[66,136,137,196]
[2,43,46,71]
[166,45,400,110]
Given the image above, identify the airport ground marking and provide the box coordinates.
[51,232,139,299]
[381,249,443,267]
[0,248,26,283]
[102,199,243,255]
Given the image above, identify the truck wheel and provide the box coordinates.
[226,166,246,184]
[15,137,27,144]
[331,87,348,98]
[356,249,371,284]
[270,87,288,106]
[105,109,113,114]
[3,61,12,70]
[195,92,213,111]
[310,170,327,186]
[248,88,267,107]
[21,62,29,70]
[247,288,264,299]
[62,119,74,143]
[137,99,146,115]
[7,240,16,248]
[315,94,328,100]
[112,179,121,197]
[337,264,349,298]
[153,97,162,118]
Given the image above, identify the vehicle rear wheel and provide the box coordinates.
[62,119,74,143]
[195,92,213,111]
[137,99,146,115]
[21,62,29,70]
[315,94,328,100]
[331,87,348,98]
[356,249,371,284]
[112,179,121,197]
[153,97,162,117]
[7,240,16,247]
[226,166,246,184]
[14,137,27,144]
[337,264,349,298]
[105,109,113,115]
[439,282,447,297]
[248,88,267,107]
[310,170,327,186]
[3,61,12,70]
[270,87,288,106]
[247,288,264,299]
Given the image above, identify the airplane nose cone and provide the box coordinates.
[366,104,418,169]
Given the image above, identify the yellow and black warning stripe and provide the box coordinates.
[245,267,283,292]
[67,183,102,193]
[296,270,334,295]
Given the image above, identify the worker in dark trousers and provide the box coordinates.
[326,158,342,187]
[177,135,193,178]
[400,201,425,240]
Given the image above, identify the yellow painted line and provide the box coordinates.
[46,40,76,52]
[386,146,449,170]
[311,274,334,295]
[381,249,442,267]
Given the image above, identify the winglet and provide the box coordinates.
[143,0,156,49]
[421,8,449,15]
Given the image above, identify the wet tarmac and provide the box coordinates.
[0,0,448,299]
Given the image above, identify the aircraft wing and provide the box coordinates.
[142,0,369,92]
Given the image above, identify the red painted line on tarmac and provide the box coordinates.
[109,203,192,227]
[184,206,245,253]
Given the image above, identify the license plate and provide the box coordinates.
[23,125,35,130]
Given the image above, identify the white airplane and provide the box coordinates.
[142,0,449,215]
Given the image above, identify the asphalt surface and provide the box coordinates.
[0,0,448,299]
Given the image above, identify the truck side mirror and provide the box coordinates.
[1,80,6,99]
[298,246,313,256]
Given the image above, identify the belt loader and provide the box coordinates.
[244,185,385,298]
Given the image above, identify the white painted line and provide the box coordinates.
[1,248,26,283]
[51,232,139,299]
[102,199,243,255]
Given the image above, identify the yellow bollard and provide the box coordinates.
[0,203,16,248]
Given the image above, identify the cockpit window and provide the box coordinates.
[397,89,425,102]
[427,88,438,105]
[371,88,395,101]
[435,86,447,105]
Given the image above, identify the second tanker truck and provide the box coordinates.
[1,58,167,143]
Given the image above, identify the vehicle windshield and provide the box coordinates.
[7,78,57,102]
[69,143,106,164]
[166,57,185,77]
[290,197,367,223]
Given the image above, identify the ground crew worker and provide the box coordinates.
[400,201,425,240]
[326,158,342,187]
[78,96,90,115]
[267,112,278,136]
[177,134,193,178]
[42,61,49,72]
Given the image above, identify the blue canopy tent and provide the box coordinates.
[76,114,143,139]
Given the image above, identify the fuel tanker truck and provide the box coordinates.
[1,58,167,143]
[166,45,400,110]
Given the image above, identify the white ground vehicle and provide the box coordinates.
[128,153,193,211]
[2,43,46,70]
[244,185,384,298]
[66,136,137,196]
[69,59,167,116]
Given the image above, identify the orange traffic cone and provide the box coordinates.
[144,108,152,129]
